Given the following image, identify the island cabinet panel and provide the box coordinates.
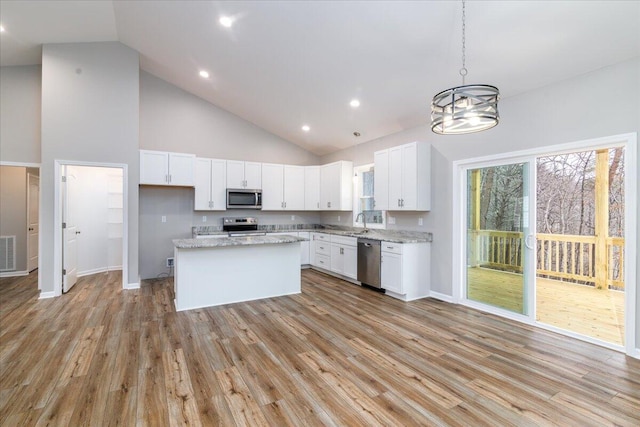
[174,241,301,311]
[194,158,226,211]
[140,150,195,186]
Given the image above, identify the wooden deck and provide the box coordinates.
[468,267,625,345]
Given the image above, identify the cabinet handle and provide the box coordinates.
[165,174,169,183]
[340,247,344,255]
[398,199,401,207]
[387,246,394,250]
[401,198,404,207]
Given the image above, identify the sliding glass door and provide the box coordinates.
[466,162,533,315]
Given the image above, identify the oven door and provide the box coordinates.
[226,189,262,209]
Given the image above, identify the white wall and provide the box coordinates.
[67,166,123,276]
[321,57,640,343]
[41,42,140,293]
[140,72,319,165]
[0,66,41,164]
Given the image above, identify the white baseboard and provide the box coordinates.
[78,267,123,277]
[429,291,453,303]
[0,270,28,278]
[39,291,55,299]
[125,282,140,290]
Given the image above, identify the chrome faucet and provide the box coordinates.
[355,212,369,232]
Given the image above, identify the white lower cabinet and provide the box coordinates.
[381,241,430,301]
[330,235,357,280]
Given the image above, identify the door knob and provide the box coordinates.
[76,231,81,235]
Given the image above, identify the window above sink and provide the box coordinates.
[353,164,386,230]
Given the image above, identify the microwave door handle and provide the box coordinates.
[255,192,258,207]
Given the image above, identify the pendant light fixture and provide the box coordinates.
[431,0,499,135]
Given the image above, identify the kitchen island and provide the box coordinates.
[172,234,305,311]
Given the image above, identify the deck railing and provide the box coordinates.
[469,230,625,290]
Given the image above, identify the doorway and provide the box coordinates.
[454,133,637,356]
[56,161,128,295]
[0,164,40,279]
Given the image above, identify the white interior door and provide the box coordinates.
[63,168,79,293]
[27,174,39,272]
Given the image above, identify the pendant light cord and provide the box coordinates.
[460,0,467,84]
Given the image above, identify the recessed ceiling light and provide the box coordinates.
[219,16,233,28]
[199,70,210,79]
[350,99,360,108]
[301,125,310,132]
[0,25,5,33]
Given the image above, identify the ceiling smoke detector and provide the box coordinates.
[353,132,361,137]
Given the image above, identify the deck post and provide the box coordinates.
[595,149,609,290]
[470,169,481,267]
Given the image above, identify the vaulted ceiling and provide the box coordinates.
[1,1,638,155]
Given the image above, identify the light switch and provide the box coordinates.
[418,217,423,226]
[337,215,341,222]
[388,216,396,225]
[161,215,167,223]
[291,215,295,221]
[202,216,207,222]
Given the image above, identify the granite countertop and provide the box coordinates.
[174,234,307,249]
[311,229,432,244]
[192,225,433,244]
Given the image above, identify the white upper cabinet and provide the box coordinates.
[244,162,262,189]
[304,166,321,210]
[376,141,430,211]
[194,158,226,211]
[226,161,262,189]
[283,165,305,210]
[261,163,285,210]
[320,161,353,210]
[262,164,306,210]
[373,150,389,211]
[140,150,195,186]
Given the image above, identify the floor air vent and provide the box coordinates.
[0,236,16,272]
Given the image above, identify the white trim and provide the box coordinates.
[38,291,55,299]
[54,160,129,296]
[452,132,637,356]
[535,320,625,353]
[0,270,28,278]
[622,134,637,356]
[78,267,123,278]
[352,163,387,230]
[429,291,453,303]
[0,161,41,168]
[125,282,140,290]
[633,348,640,359]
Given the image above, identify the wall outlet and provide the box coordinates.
[388,216,396,225]
[161,215,167,223]
[166,257,174,267]
[418,217,423,226]
[202,215,207,222]
[291,215,295,221]
[337,215,341,222]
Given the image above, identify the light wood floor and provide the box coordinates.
[468,267,626,345]
[1,270,639,426]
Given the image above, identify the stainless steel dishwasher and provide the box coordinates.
[357,238,381,288]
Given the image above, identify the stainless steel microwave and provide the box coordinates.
[226,189,262,209]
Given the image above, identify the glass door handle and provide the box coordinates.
[524,234,535,250]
